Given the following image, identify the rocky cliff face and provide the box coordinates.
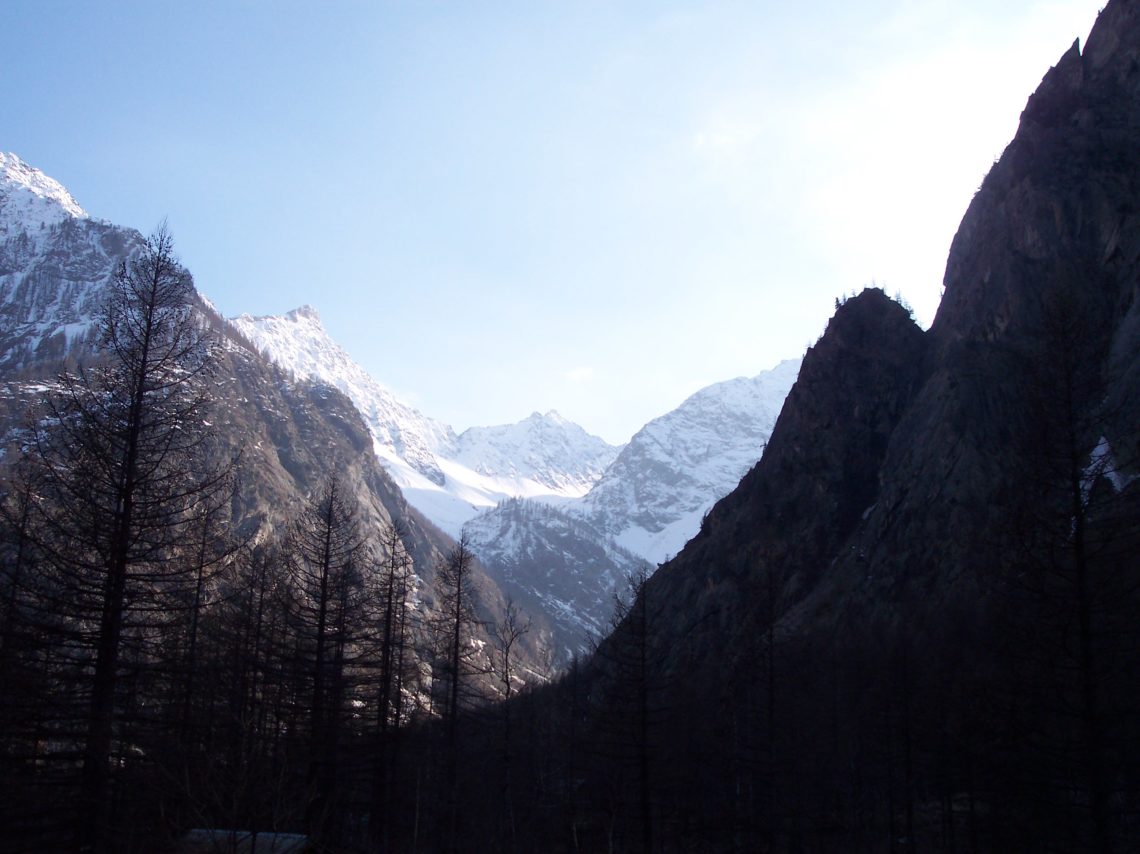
[642,288,930,664]
[929,0,1140,472]
[643,0,1140,672]
[0,224,131,373]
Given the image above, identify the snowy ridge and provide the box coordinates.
[576,359,801,564]
[459,360,799,656]
[230,307,456,488]
[455,410,618,494]
[0,152,88,236]
[229,307,620,536]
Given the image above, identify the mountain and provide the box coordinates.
[232,300,801,655]
[462,497,649,654]
[0,151,539,683]
[575,359,800,564]
[230,307,620,535]
[230,306,457,487]
[0,154,412,542]
[490,4,1139,850]
[460,361,800,657]
[454,409,616,495]
[0,153,131,372]
[0,151,86,229]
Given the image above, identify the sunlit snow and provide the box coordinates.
[0,152,88,230]
[229,306,621,536]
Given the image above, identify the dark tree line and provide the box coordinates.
[0,224,238,852]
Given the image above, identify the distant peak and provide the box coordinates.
[0,152,88,221]
[522,410,574,428]
[530,409,563,420]
[286,304,321,322]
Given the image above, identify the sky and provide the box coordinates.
[2,0,1105,444]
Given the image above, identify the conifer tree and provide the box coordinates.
[284,475,368,844]
[20,224,229,852]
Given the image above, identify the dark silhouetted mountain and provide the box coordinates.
[449,4,1140,851]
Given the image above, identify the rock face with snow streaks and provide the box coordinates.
[463,498,650,657]
[0,153,134,371]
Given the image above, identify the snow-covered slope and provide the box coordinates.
[455,410,616,494]
[462,498,649,657]
[576,359,801,564]
[229,308,620,536]
[231,306,457,487]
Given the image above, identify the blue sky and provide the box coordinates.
[3,0,1103,443]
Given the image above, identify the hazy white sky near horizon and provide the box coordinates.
[3,0,1104,443]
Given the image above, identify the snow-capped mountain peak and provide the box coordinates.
[530,409,566,423]
[0,152,88,233]
[287,304,320,322]
[229,307,457,489]
[0,155,135,371]
[455,410,619,494]
[232,306,365,390]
